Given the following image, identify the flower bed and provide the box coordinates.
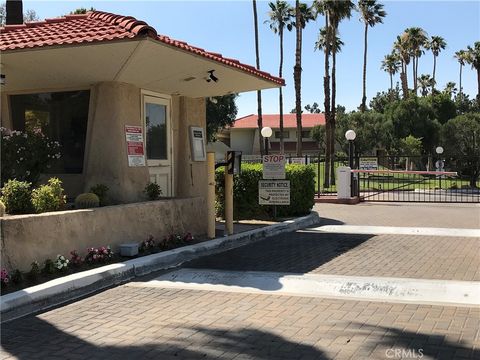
[0,233,196,296]
[1,197,206,272]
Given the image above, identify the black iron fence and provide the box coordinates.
[241,153,480,203]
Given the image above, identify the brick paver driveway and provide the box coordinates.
[1,203,479,359]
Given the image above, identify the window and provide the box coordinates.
[275,131,289,139]
[145,102,168,160]
[10,90,90,173]
[299,130,311,138]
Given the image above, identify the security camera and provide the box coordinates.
[207,70,218,83]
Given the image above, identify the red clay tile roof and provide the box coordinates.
[233,113,325,129]
[0,10,284,86]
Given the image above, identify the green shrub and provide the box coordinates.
[31,178,66,213]
[42,259,55,275]
[216,163,315,220]
[0,200,5,217]
[144,182,162,200]
[0,179,33,214]
[1,127,61,185]
[89,184,109,206]
[27,261,40,282]
[75,193,100,209]
[11,269,23,285]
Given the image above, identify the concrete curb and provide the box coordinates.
[0,211,319,322]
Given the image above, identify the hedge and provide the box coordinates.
[216,163,315,220]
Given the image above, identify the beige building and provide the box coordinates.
[227,113,326,155]
[0,10,283,203]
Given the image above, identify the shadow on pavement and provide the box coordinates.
[3,316,477,360]
[1,316,330,359]
[349,322,479,359]
[184,231,373,274]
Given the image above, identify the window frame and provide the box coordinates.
[274,130,289,139]
[141,93,172,167]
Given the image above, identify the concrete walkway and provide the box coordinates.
[2,203,479,359]
[314,202,480,229]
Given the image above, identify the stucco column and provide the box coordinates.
[84,82,149,203]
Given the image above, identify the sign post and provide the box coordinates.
[435,159,445,189]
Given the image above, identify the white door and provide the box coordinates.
[143,95,173,196]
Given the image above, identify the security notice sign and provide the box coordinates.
[263,154,286,179]
[258,180,290,205]
[359,157,378,170]
[125,125,145,167]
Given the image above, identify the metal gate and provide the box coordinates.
[314,154,480,203]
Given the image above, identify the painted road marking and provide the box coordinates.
[306,225,480,238]
[128,268,480,307]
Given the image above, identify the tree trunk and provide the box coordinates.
[252,0,264,155]
[360,23,368,112]
[432,54,436,91]
[279,27,284,154]
[294,0,302,157]
[459,63,463,100]
[330,44,337,185]
[401,62,409,99]
[389,73,393,95]
[412,57,417,95]
[476,68,480,106]
[323,19,331,188]
[415,57,418,94]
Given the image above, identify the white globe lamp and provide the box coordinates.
[345,129,356,141]
[261,126,272,138]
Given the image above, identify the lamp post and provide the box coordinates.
[345,130,356,197]
[435,146,444,189]
[261,126,273,156]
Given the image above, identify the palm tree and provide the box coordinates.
[293,1,315,156]
[393,35,410,99]
[266,0,294,154]
[316,0,354,186]
[425,35,446,90]
[358,0,386,112]
[418,74,434,97]
[454,49,467,100]
[381,52,401,93]
[252,0,264,155]
[313,1,331,187]
[465,41,480,104]
[403,27,428,95]
[443,81,457,99]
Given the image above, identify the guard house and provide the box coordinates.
[0,10,283,203]
[0,10,284,270]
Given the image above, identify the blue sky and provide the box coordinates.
[25,1,480,117]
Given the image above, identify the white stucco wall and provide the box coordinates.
[230,129,255,155]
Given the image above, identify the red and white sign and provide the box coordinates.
[125,125,145,167]
[263,154,286,179]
